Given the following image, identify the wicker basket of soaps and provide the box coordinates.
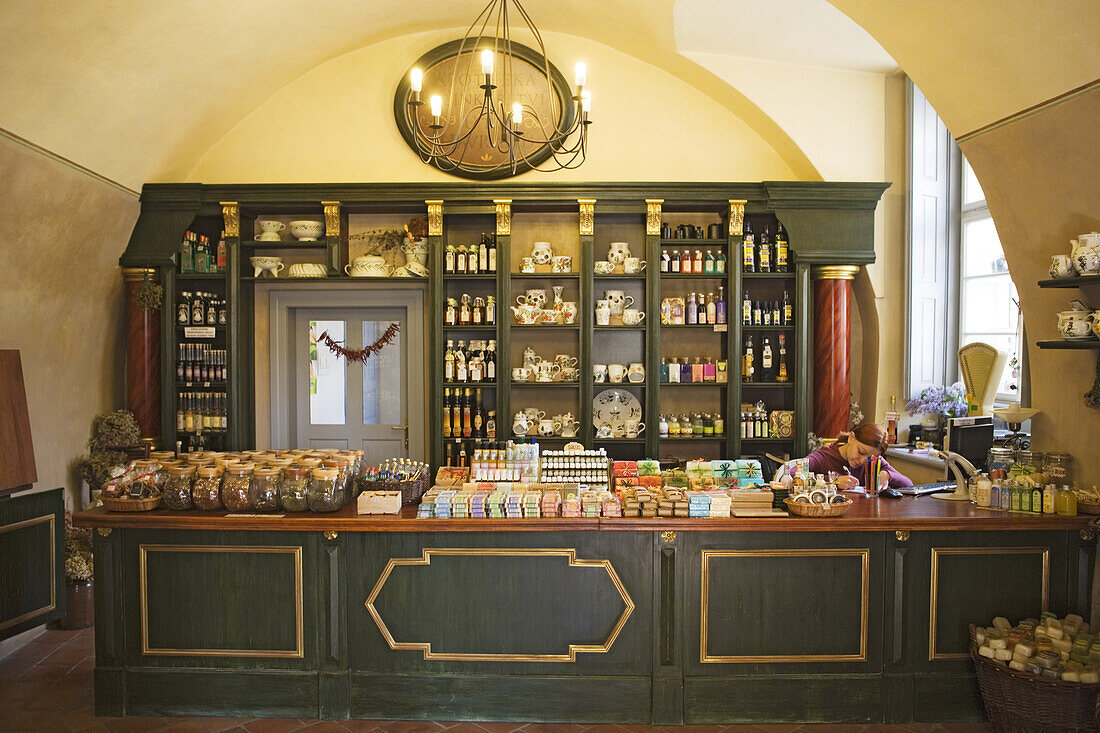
[783,496,852,518]
[101,495,162,512]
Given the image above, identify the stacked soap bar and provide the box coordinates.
[523,490,542,518]
[976,613,1100,682]
[687,491,712,517]
[562,496,581,517]
[541,490,561,517]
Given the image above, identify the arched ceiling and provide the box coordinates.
[1,0,1096,189]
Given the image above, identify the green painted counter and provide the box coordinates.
[75,496,1097,724]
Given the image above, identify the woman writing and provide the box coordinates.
[803,422,913,491]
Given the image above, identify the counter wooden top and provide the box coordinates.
[73,494,1097,533]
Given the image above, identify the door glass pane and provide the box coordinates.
[363,320,402,425]
[962,216,1007,276]
[309,320,346,425]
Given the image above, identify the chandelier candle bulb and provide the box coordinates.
[581,90,591,114]
[512,103,523,129]
[574,61,586,89]
[429,94,442,121]
[481,49,494,76]
[410,67,423,94]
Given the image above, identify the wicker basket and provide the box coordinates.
[101,495,162,512]
[783,497,852,517]
[969,624,1100,733]
[1077,499,1100,516]
[371,474,430,506]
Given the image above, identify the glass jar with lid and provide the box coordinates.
[192,466,224,510]
[221,462,255,512]
[1009,450,1044,481]
[249,467,282,512]
[986,447,1015,479]
[1043,453,1074,485]
[279,466,310,512]
[307,467,343,512]
[323,458,352,504]
[162,465,196,510]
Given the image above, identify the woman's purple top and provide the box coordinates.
[805,444,913,488]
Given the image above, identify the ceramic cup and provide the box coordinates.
[1050,254,1077,279]
[512,367,532,382]
[624,420,645,438]
[593,364,608,383]
[1057,310,1094,339]
[551,255,573,273]
[535,361,562,382]
[520,257,536,273]
[258,220,286,233]
[540,308,561,324]
[289,220,324,241]
[559,366,579,382]
[624,257,646,274]
[593,260,615,275]
[405,261,429,278]
[621,308,646,326]
[560,302,579,324]
[250,256,284,278]
[627,363,645,383]
[604,290,633,316]
[595,302,611,326]
[523,408,546,424]
[287,263,327,278]
[531,242,554,264]
[513,414,533,436]
[511,304,541,324]
[555,354,578,368]
[517,289,547,309]
[608,364,626,383]
[595,424,614,439]
[537,418,562,436]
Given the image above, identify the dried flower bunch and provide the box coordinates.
[135,271,163,310]
[905,382,968,420]
[64,511,93,581]
[76,410,141,496]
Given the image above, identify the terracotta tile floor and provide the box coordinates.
[0,627,992,733]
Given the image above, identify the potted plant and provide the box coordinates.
[906,382,969,443]
[76,410,141,502]
[60,510,94,629]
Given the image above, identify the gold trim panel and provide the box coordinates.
[728,199,746,237]
[578,199,595,236]
[321,201,340,238]
[0,514,56,632]
[645,199,662,236]
[139,544,304,658]
[121,267,156,282]
[494,200,511,236]
[700,548,870,663]
[219,202,239,238]
[813,265,861,281]
[928,546,1049,661]
[426,200,443,237]
[366,548,635,662]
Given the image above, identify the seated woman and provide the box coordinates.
[803,422,913,491]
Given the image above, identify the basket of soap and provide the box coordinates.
[1075,487,1100,515]
[970,614,1100,733]
[783,496,851,518]
[101,495,162,512]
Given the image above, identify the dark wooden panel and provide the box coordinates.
[347,531,652,676]
[684,675,883,723]
[0,350,37,495]
[141,545,302,657]
[349,672,650,722]
[911,672,985,722]
[125,669,319,718]
[0,489,62,639]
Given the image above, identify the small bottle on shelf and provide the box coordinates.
[758,227,772,272]
[487,235,497,273]
[761,337,774,382]
[742,335,755,382]
[742,290,751,326]
[771,300,781,325]
[479,237,489,273]
[681,249,692,274]
[783,290,793,325]
[753,300,763,326]
[456,245,467,274]
[716,285,727,324]
[776,223,789,272]
[716,248,727,274]
[445,245,456,273]
[704,250,715,273]
[706,292,716,324]
[687,293,698,324]
[694,250,704,274]
[670,250,680,273]
[742,221,756,273]
[777,334,789,382]
[660,251,671,273]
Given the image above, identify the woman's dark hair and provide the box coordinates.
[836,422,888,455]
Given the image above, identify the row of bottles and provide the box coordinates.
[972,474,1077,516]
[179,230,227,274]
[741,334,789,383]
[741,291,793,326]
[741,222,789,273]
[659,357,729,383]
[177,292,227,326]
[175,392,228,452]
[444,235,498,274]
[177,343,228,383]
[681,289,728,325]
[444,294,497,326]
[444,340,497,383]
[658,413,725,437]
[659,249,727,275]
[442,387,497,439]
[740,401,772,438]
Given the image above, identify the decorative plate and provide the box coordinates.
[592,388,642,431]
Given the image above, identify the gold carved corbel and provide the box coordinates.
[494,200,511,236]
[578,199,595,236]
[728,199,746,237]
[321,201,340,238]
[426,200,443,237]
[219,202,239,238]
[645,199,662,236]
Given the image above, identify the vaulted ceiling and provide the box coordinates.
[1,0,1096,190]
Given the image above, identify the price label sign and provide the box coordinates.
[183,326,216,339]
[712,324,727,333]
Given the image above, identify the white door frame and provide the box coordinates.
[268,286,426,456]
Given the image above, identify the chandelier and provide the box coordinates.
[403,0,591,178]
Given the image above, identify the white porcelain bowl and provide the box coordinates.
[289,220,324,241]
[249,256,284,278]
[287,263,327,278]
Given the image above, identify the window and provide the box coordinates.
[906,81,1022,406]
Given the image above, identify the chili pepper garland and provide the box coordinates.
[315,323,400,363]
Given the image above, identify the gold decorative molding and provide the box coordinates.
[728,199,746,237]
[700,548,869,663]
[929,546,1049,661]
[219,201,239,238]
[895,530,910,542]
[0,515,56,632]
[366,548,635,662]
[578,199,595,236]
[813,265,861,281]
[426,200,443,237]
[660,530,677,544]
[1081,527,1097,542]
[121,267,156,282]
[321,201,340,238]
[494,199,511,236]
[323,530,338,540]
[645,199,663,236]
[139,544,304,658]
[97,527,112,537]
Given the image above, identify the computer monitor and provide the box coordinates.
[945,416,994,470]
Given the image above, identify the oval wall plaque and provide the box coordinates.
[394,39,575,180]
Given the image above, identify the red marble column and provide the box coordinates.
[812,265,860,439]
[123,268,161,441]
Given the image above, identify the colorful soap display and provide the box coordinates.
[975,613,1100,682]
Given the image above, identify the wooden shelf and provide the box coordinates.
[661,324,728,330]
[659,273,728,280]
[241,240,326,249]
[742,324,794,331]
[443,324,499,330]
[510,273,581,279]
[443,273,498,280]
[593,325,645,331]
[741,272,794,279]
[594,274,646,280]
[741,381,795,388]
[1036,339,1100,349]
[660,238,727,245]
[176,272,225,280]
[510,324,579,330]
[593,438,646,443]
[1037,274,1100,288]
[511,381,581,388]
[660,436,726,441]
[441,382,497,388]
[741,437,795,443]
[660,382,726,387]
